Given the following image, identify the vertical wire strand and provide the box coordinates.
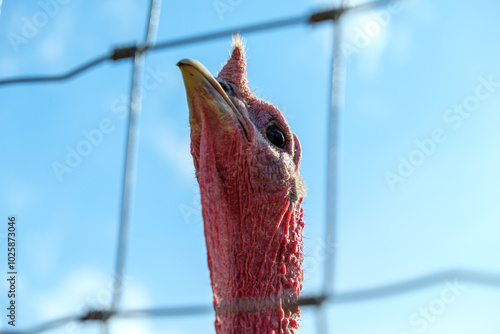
[318,10,347,334]
[323,16,345,300]
[110,0,163,316]
[101,321,109,334]
[110,44,146,313]
[315,302,330,334]
[144,0,162,47]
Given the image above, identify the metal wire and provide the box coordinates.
[317,15,345,334]
[0,55,110,86]
[100,321,109,334]
[2,270,499,334]
[332,269,500,303]
[151,14,307,51]
[0,0,394,87]
[0,314,81,334]
[1,1,499,334]
[323,9,345,301]
[144,0,162,47]
[110,0,163,316]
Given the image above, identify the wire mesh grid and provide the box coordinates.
[1,0,499,333]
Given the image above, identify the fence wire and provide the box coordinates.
[1,1,500,334]
[110,0,163,318]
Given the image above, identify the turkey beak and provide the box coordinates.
[177,58,250,141]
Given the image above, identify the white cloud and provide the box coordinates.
[355,92,388,117]
[32,267,151,321]
[311,1,416,78]
[0,55,21,76]
[3,182,40,212]
[34,267,109,320]
[110,320,155,334]
[96,0,143,39]
[121,278,152,309]
[151,121,194,181]
[26,231,62,276]
[344,14,390,76]
[389,25,413,64]
[98,0,141,21]
[39,35,65,62]
[407,0,439,26]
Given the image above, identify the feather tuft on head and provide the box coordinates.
[231,33,245,50]
[217,34,250,94]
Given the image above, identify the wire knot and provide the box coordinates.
[111,46,139,61]
[80,310,114,322]
[309,8,344,24]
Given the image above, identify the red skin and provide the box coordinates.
[182,38,305,334]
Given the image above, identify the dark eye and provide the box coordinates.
[266,124,286,149]
[216,78,234,95]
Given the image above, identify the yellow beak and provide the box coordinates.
[177,58,249,140]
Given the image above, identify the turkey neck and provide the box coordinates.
[198,158,304,334]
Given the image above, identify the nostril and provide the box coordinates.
[216,78,235,95]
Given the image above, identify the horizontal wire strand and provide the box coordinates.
[2,269,498,334]
[0,0,394,87]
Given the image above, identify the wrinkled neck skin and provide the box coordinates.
[193,124,304,334]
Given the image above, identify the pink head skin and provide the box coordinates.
[178,37,305,334]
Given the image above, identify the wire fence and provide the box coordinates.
[1,0,500,333]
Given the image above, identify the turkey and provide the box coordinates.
[177,36,305,334]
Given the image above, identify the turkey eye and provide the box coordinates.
[266,125,286,148]
[216,78,234,95]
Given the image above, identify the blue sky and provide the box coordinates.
[1,0,500,333]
